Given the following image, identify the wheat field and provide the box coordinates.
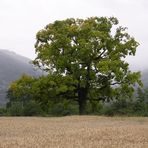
[0,116,147,148]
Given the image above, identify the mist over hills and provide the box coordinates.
[0,49,41,106]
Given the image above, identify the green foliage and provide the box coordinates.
[48,100,79,116]
[6,74,45,116]
[6,101,45,116]
[33,17,142,114]
[100,97,148,117]
[23,101,44,116]
[0,108,8,116]
[6,76,148,116]
[8,102,24,116]
[7,74,36,105]
[32,75,76,108]
[6,17,143,116]
[86,101,103,114]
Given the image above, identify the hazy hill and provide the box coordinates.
[0,49,41,106]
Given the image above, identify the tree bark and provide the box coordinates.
[79,98,87,115]
[78,64,90,115]
[78,88,87,115]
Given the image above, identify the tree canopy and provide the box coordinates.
[33,17,142,114]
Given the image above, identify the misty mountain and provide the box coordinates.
[0,49,41,106]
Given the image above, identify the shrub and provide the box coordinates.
[8,102,23,116]
[48,100,78,116]
[86,101,103,115]
[0,108,8,116]
[23,101,44,116]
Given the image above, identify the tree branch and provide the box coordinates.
[94,48,107,61]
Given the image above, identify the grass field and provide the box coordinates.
[0,116,148,148]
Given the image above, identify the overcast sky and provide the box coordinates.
[0,0,148,70]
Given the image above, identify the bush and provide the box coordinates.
[7,101,45,116]
[99,98,148,117]
[48,100,78,116]
[0,108,8,116]
[132,101,148,116]
[8,102,23,116]
[23,101,44,116]
[100,105,114,116]
[86,101,103,115]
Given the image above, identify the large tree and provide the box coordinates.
[33,17,142,114]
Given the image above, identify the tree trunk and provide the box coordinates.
[78,88,87,115]
[79,98,87,115]
[78,64,90,115]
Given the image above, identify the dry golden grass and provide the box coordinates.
[0,116,148,148]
